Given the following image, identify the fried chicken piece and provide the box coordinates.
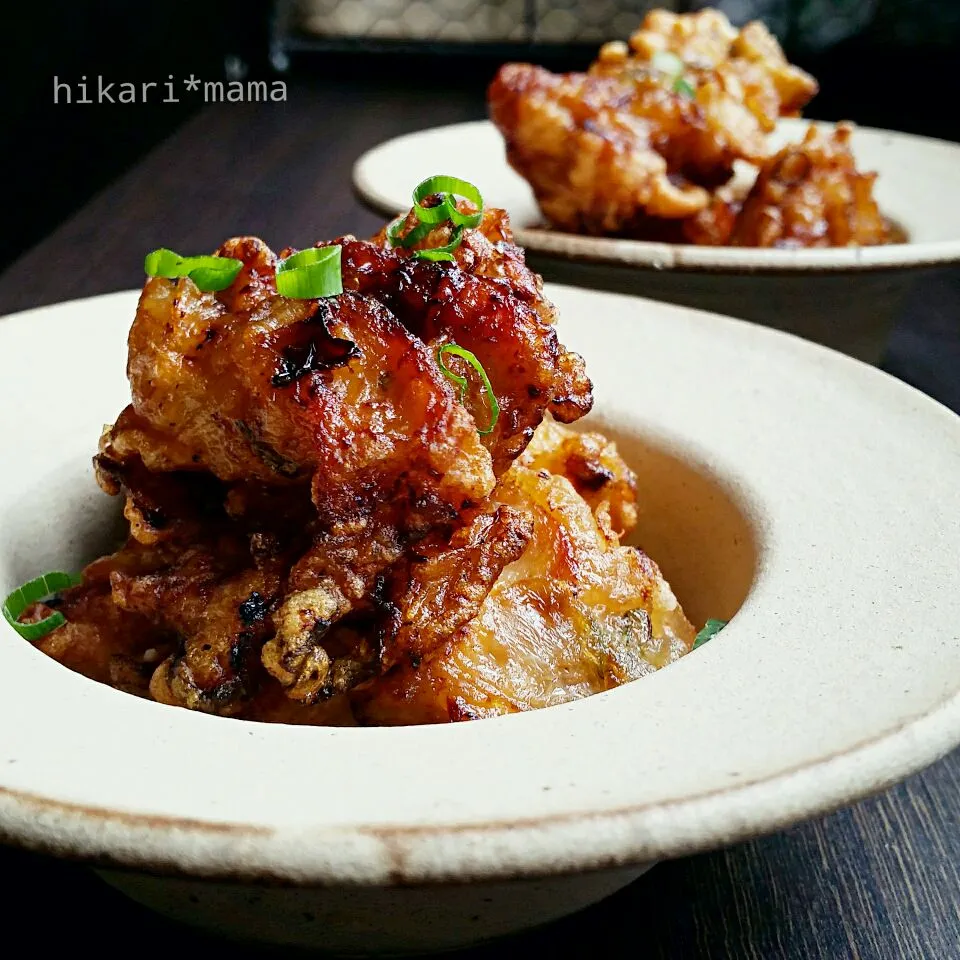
[488,9,816,236]
[123,546,283,715]
[517,419,638,537]
[356,429,694,725]
[33,413,693,725]
[257,502,534,705]
[731,123,893,248]
[596,11,816,164]
[345,207,593,469]
[49,206,593,715]
[489,64,713,234]
[374,504,533,672]
[678,184,743,245]
[256,212,589,703]
[120,236,494,522]
[28,545,176,696]
[625,7,739,65]
[23,197,696,725]
[624,10,816,121]
[94,443,249,546]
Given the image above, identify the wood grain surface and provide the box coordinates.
[0,75,957,959]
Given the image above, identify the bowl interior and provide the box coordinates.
[584,418,758,626]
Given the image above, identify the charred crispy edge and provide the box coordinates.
[376,504,534,671]
[268,299,361,389]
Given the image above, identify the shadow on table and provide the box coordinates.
[882,266,960,416]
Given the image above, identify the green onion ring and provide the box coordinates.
[387,217,434,249]
[144,248,243,292]
[411,175,484,229]
[275,245,343,299]
[692,618,727,650]
[3,571,82,642]
[648,51,695,98]
[411,226,464,262]
[651,50,684,77]
[388,220,466,261]
[388,175,484,258]
[437,342,500,435]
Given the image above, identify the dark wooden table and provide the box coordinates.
[1,76,957,959]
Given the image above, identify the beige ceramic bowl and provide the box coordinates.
[353,118,960,365]
[1,290,959,954]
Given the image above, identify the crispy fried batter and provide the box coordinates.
[30,545,176,696]
[32,415,693,725]
[356,436,694,725]
[623,10,816,120]
[25,203,697,725]
[731,123,894,248]
[93,208,593,711]
[489,64,712,234]
[518,419,638,537]
[486,8,894,249]
[375,504,533,672]
[347,208,593,466]
[488,9,817,236]
[121,237,495,518]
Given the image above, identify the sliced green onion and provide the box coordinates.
[387,217,434,249]
[651,50,684,76]
[410,197,459,226]
[437,343,500,435]
[692,618,727,650]
[144,248,242,292]
[411,226,465,262]
[3,571,82,642]
[648,51,695,98]
[388,176,484,260]
[412,175,484,229]
[276,245,343,299]
[388,219,466,261]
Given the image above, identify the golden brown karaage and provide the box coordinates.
[730,123,893,248]
[21,194,696,725]
[488,8,895,248]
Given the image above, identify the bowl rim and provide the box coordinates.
[0,689,957,885]
[352,118,960,274]
[0,289,959,888]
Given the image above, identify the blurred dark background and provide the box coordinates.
[3,0,959,274]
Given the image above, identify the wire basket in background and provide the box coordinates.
[295,0,529,43]
[270,1,960,72]
[272,0,679,65]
